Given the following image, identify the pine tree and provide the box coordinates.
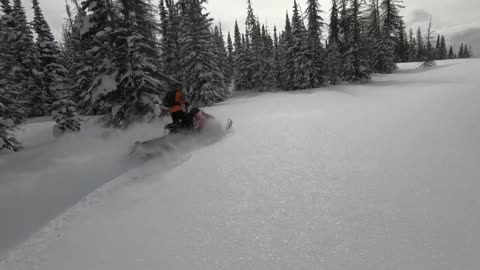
[159,0,181,81]
[448,45,455,59]
[240,33,254,90]
[233,21,242,54]
[305,0,325,87]
[463,44,471,58]
[407,28,416,62]
[245,0,256,35]
[0,90,25,151]
[377,0,402,73]
[326,0,342,84]
[272,26,282,88]
[32,0,81,133]
[103,0,167,128]
[0,0,15,102]
[425,18,435,61]
[213,25,231,86]
[61,0,86,105]
[9,0,45,117]
[261,24,275,90]
[325,42,342,84]
[397,20,408,62]
[177,0,228,105]
[0,0,25,151]
[338,0,350,46]
[439,35,447,60]
[374,38,397,73]
[458,43,464,58]
[289,1,311,90]
[380,0,404,37]
[233,22,251,91]
[76,0,117,115]
[281,12,294,90]
[341,0,371,82]
[366,0,381,70]
[226,32,234,85]
[0,0,14,75]
[416,27,425,61]
[243,1,270,91]
[329,0,340,45]
[418,18,436,67]
[434,34,440,60]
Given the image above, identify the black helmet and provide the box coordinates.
[189,107,200,116]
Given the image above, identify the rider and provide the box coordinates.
[169,85,190,127]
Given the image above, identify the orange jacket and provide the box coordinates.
[169,90,187,113]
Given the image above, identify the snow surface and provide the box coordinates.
[1,59,480,269]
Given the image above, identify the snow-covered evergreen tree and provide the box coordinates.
[104,0,167,128]
[233,22,252,91]
[338,0,350,46]
[272,26,282,88]
[341,0,371,82]
[177,0,228,105]
[434,34,441,60]
[439,35,447,60]
[261,25,276,90]
[328,0,340,45]
[448,45,455,59]
[425,18,435,61]
[376,0,403,73]
[244,1,271,91]
[0,0,14,72]
[325,42,342,84]
[213,25,231,86]
[0,90,25,151]
[0,0,15,100]
[420,18,437,67]
[288,1,311,90]
[416,27,425,61]
[280,12,294,90]
[365,0,381,71]
[159,0,182,82]
[32,0,81,133]
[458,43,464,58]
[325,0,342,84]
[305,0,326,87]
[51,99,81,136]
[9,0,45,117]
[60,0,86,102]
[75,0,117,115]
[397,20,408,62]
[462,44,471,58]
[226,32,234,85]
[0,0,25,151]
[374,38,397,73]
[407,28,417,62]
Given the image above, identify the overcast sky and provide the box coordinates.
[24,0,480,54]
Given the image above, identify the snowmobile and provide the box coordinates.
[130,108,232,160]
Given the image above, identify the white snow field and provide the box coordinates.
[1,59,480,269]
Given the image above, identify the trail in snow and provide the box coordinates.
[0,118,179,258]
[1,59,480,270]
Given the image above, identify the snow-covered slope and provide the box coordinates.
[2,59,480,269]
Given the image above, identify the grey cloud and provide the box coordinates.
[449,27,480,55]
[408,9,432,24]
